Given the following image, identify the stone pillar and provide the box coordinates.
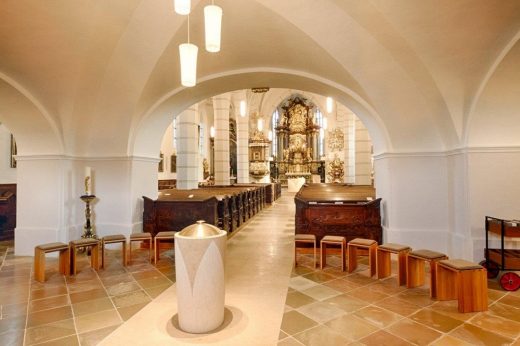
[213,94,231,185]
[236,106,249,183]
[346,113,356,183]
[177,104,200,189]
[355,118,372,185]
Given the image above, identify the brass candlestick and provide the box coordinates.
[81,175,96,238]
[80,194,96,239]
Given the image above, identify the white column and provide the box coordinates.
[346,113,356,183]
[14,155,159,256]
[355,118,372,185]
[236,103,249,183]
[177,105,200,190]
[213,94,231,185]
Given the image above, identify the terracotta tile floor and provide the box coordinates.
[1,191,520,345]
[281,251,520,345]
[0,240,175,345]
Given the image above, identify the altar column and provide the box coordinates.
[177,104,200,189]
[213,94,231,185]
[355,118,372,185]
[236,100,249,183]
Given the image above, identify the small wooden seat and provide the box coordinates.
[101,234,127,268]
[321,235,346,271]
[348,238,378,276]
[129,232,152,263]
[69,238,100,275]
[295,234,316,268]
[154,231,176,264]
[436,259,488,313]
[34,242,70,283]
[406,249,448,298]
[377,243,411,285]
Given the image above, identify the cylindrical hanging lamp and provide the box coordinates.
[239,100,246,117]
[257,118,263,132]
[179,43,198,87]
[326,97,333,113]
[174,0,191,15]
[204,4,223,52]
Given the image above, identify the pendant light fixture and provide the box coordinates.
[239,100,246,117]
[204,1,223,52]
[179,15,198,87]
[257,118,264,132]
[326,97,334,113]
[174,0,191,15]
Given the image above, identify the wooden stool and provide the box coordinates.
[101,234,127,268]
[69,238,100,275]
[320,235,346,271]
[436,259,488,313]
[294,234,316,268]
[154,231,176,264]
[34,242,70,283]
[406,249,448,298]
[377,243,411,285]
[348,238,378,276]
[129,232,152,263]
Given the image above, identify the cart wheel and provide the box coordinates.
[499,272,520,291]
[479,260,500,279]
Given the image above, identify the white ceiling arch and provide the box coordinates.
[0,73,64,155]
[130,68,391,158]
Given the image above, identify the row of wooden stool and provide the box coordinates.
[295,234,488,313]
[34,231,176,283]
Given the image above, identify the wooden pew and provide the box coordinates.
[143,190,220,237]
[294,184,382,244]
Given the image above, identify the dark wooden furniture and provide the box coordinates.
[143,191,220,238]
[158,179,176,190]
[233,183,282,204]
[0,183,16,240]
[294,184,382,244]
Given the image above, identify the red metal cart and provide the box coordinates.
[480,216,520,291]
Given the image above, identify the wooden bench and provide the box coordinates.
[348,238,377,276]
[295,234,316,268]
[377,243,411,285]
[406,249,448,298]
[70,238,100,275]
[154,231,176,264]
[34,242,70,282]
[321,235,346,271]
[101,234,127,268]
[436,259,488,313]
[129,232,152,263]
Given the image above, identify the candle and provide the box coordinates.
[85,166,92,195]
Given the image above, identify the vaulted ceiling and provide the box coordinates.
[1,0,519,156]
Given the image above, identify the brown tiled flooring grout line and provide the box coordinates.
[282,256,520,345]
[65,267,83,346]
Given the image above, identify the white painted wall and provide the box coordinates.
[374,154,450,254]
[467,150,520,261]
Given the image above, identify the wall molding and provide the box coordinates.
[374,146,520,160]
[15,155,160,163]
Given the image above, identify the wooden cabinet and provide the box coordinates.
[294,184,382,244]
